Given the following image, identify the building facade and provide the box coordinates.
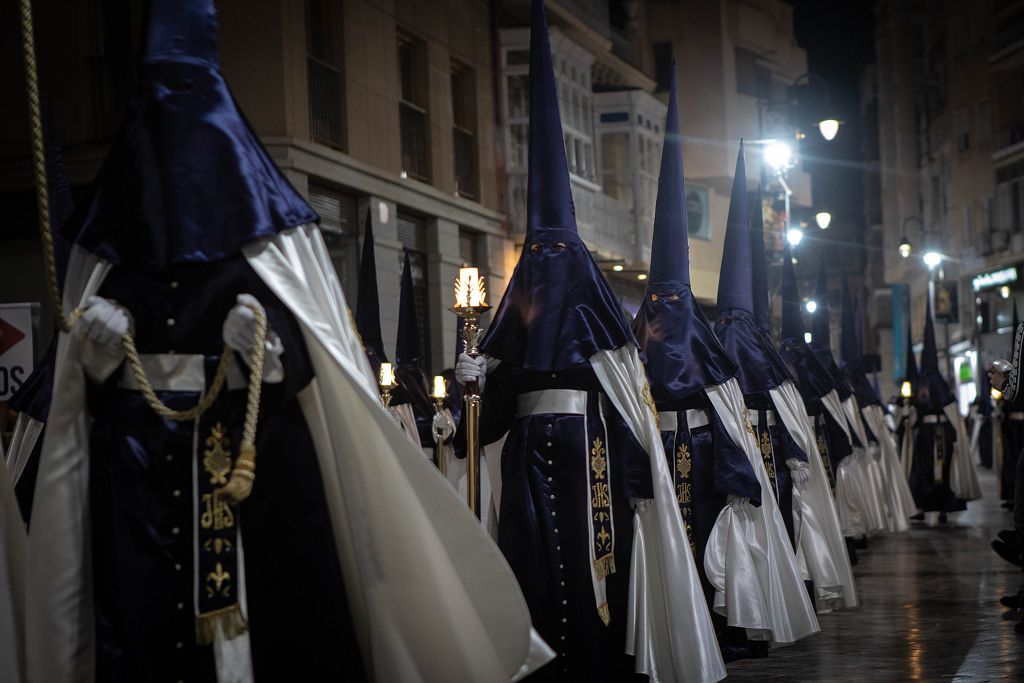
[0,0,814,381]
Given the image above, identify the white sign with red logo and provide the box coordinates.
[0,304,35,401]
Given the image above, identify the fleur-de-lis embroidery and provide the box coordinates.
[206,562,232,597]
[676,443,691,478]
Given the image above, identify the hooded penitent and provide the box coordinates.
[634,71,818,650]
[716,168,857,613]
[27,2,554,681]
[779,247,834,403]
[1002,303,1024,500]
[810,258,854,403]
[393,251,434,444]
[470,6,725,679]
[354,212,388,380]
[906,299,977,511]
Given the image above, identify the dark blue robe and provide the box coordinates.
[908,413,967,513]
[477,363,650,681]
[1002,402,1024,500]
[87,257,365,682]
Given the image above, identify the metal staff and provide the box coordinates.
[450,268,490,518]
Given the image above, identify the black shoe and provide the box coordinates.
[910,512,925,521]
[999,530,1020,546]
[993,539,1024,567]
[938,512,948,524]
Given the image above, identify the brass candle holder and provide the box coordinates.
[450,267,491,518]
[431,375,452,477]
[379,362,397,408]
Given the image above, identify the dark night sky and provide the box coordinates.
[791,0,876,265]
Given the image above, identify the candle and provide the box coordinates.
[379,362,396,387]
[992,387,1003,401]
[433,375,447,399]
[900,380,912,399]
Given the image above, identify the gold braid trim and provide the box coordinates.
[594,553,616,580]
[195,603,249,645]
[597,602,611,626]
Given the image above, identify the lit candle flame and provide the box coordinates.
[379,362,396,387]
[433,375,447,399]
[900,380,912,399]
[992,387,1003,400]
[454,267,487,308]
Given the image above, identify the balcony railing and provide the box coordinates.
[400,100,430,182]
[308,56,343,148]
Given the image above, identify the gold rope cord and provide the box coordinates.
[19,0,265,503]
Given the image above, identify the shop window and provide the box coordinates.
[306,0,345,149]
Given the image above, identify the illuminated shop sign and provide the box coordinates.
[972,266,1019,291]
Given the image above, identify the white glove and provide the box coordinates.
[727,494,750,508]
[79,296,131,383]
[787,458,811,489]
[223,294,284,382]
[432,410,455,443]
[455,352,488,391]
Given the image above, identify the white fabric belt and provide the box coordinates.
[1009,412,1024,420]
[516,389,588,416]
[657,409,709,432]
[921,415,946,424]
[748,411,777,427]
[119,354,248,392]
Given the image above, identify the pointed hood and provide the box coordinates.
[393,251,432,417]
[715,143,753,313]
[840,280,882,407]
[713,159,790,397]
[914,298,956,413]
[778,246,833,401]
[633,60,737,408]
[903,318,919,384]
[809,253,853,399]
[479,0,633,370]
[750,187,772,334]
[354,213,387,378]
[68,0,316,268]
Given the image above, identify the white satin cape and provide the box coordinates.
[589,348,726,682]
[820,391,883,536]
[702,380,819,644]
[770,381,858,611]
[5,415,44,488]
[26,227,554,683]
[944,403,982,501]
[0,448,25,683]
[840,397,890,533]
[860,404,917,529]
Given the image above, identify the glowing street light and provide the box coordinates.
[612,264,624,272]
[818,118,840,141]
[764,141,793,171]
[923,251,942,270]
[898,237,912,259]
[815,211,832,229]
[786,227,804,246]
[805,299,818,313]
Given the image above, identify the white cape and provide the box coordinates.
[860,404,917,528]
[6,414,44,487]
[590,347,726,682]
[944,403,982,501]
[821,391,884,535]
[840,397,890,533]
[27,227,553,682]
[704,380,819,644]
[0,451,25,683]
[770,381,857,610]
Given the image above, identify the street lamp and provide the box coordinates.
[898,216,923,259]
[805,299,818,313]
[787,227,804,246]
[923,250,942,270]
[815,211,832,229]
[818,118,841,141]
[764,141,793,171]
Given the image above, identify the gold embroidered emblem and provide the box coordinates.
[760,430,777,496]
[201,493,235,530]
[642,381,659,428]
[676,443,692,478]
[206,562,232,598]
[679,481,693,504]
[742,408,755,436]
[203,422,233,487]
[591,482,611,509]
[591,437,607,480]
[203,537,234,555]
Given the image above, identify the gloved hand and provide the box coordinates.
[82,296,130,353]
[455,352,488,392]
[787,458,811,488]
[80,296,131,383]
[223,294,285,382]
[726,495,749,508]
[432,410,455,443]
